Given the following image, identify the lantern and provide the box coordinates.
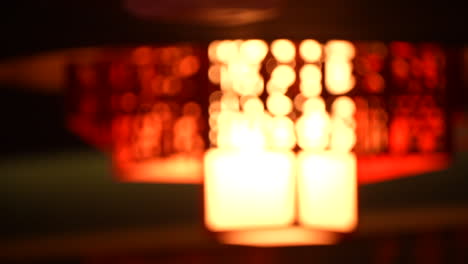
[66,39,451,246]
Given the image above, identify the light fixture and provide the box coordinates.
[66,40,451,246]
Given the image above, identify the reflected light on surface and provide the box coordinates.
[240,39,269,64]
[300,40,322,62]
[204,149,295,231]
[271,39,296,63]
[117,155,203,183]
[267,93,293,116]
[298,152,357,232]
[220,228,339,247]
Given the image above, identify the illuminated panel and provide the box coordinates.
[220,228,339,247]
[297,152,357,232]
[112,45,205,183]
[204,149,295,231]
[205,38,358,245]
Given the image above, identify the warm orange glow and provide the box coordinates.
[332,96,356,118]
[208,41,220,62]
[300,82,322,98]
[216,40,239,63]
[325,60,355,95]
[217,111,266,150]
[300,64,322,83]
[302,97,326,113]
[204,149,295,231]
[240,39,269,64]
[296,108,331,150]
[208,65,221,84]
[177,55,199,77]
[266,79,289,94]
[266,117,296,150]
[325,40,355,60]
[220,93,240,111]
[271,39,296,63]
[243,97,264,114]
[220,228,339,247]
[266,93,293,116]
[298,152,357,232]
[228,63,264,96]
[204,40,361,245]
[330,124,356,152]
[299,40,322,62]
[117,155,203,183]
[270,65,296,88]
[132,46,153,66]
[325,40,356,95]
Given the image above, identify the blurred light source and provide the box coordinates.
[66,39,452,246]
[204,38,358,247]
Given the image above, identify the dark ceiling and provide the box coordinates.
[0,0,467,60]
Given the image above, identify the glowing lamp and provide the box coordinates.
[67,40,451,246]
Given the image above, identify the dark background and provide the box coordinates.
[1,1,468,263]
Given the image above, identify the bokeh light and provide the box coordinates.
[271,39,296,63]
[299,39,322,62]
[240,39,269,64]
[267,93,293,116]
[332,96,356,118]
[271,65,296,88]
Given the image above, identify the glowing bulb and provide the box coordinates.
[209,91,223,103]
[271,39,296,63]
[300,82,322,97]
[296,108,330,150]
[271,65,296,88]
[302,97,326,113]
[267,93,293,116]
[267,117,296,150]
[300,40,322,62]
[240,39,269,64]
[217,40,239,63]
[204,149,295,231]
[208,41,220,62]
[208,65,221,84]
[329,126,356,152]
[298,152,357,232]
[243,97,264,114]
[325,40,355,60]
[266,80,289,94]
[220,93,240,111]
[331,96,356,118]
[325,60,355,95]
[300,64,322,82]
